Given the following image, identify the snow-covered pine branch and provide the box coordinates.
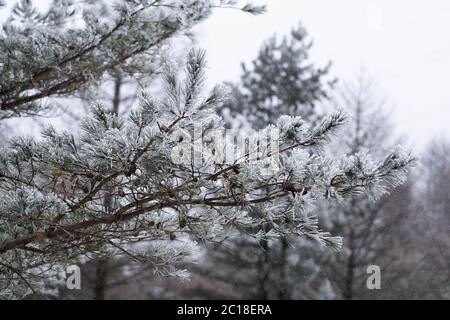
[0,0,265,119]
[0,49,415,298]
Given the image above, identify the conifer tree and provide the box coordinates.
[0,1,414,299]
[189,31,411,300]
[0,0,264,119]
[219,23,334,128]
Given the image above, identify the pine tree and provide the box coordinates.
[188,32,411,300]
[0,0,265,119]
[219,23,334,129]
[0,2,414,299]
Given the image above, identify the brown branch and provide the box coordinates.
[1,26,175,113]
[0,202,169,254]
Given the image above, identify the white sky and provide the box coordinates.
[2,0,450,148]
[195,0,450,147]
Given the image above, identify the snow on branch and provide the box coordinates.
[0,47,416,298]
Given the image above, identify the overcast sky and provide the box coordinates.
[2,0,450,148]
[196,0,450,148]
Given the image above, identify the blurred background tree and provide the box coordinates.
[218,23,335,129]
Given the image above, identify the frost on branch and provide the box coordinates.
[0,49,415,298]
[0,0,261,119]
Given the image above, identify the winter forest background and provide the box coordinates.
[0,0,449,300]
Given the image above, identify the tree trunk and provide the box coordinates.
[344,229,355,300]
[256,237,271,300]
[277,238,289,300]
[112,77,122,116]
[94,258,109,300]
